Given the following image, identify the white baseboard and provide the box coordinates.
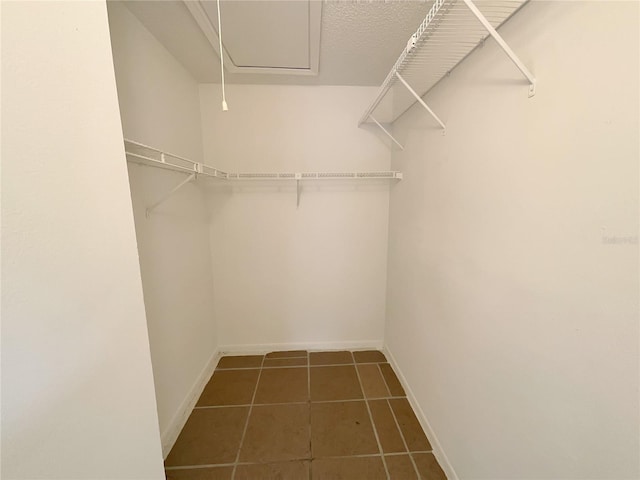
[218,339,383,355]
[160,348,221,458]
[383,345,459,480]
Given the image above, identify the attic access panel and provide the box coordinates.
[185,0,322,76]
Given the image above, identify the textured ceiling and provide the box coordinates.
[122,0,432,86]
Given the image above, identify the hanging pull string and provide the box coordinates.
[216,0,228,111]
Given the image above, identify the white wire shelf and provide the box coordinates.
[360,0,532,131]
[124,139,230,179]
[124,139,402,181]
[124,139,402,212]
[226,171,402,180]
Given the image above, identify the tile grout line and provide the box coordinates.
[386,397,422,479]
[217,365,303,371]
[222,353,307,359]
[193,395,406,410]
[230,355,266,480]
[377,363,392,397]
[166,463,236,471]
[352,353,391,480]
[320,451,431,459]
[217,360,390,371]
[194,402,305,409]
[265,355,308,358]
[376,354,430,476]
[164,451,436,471]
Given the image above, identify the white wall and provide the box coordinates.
[107,2,218,455]
[385,2,639,479]
[200,84,392,350]
[1,2,164,478]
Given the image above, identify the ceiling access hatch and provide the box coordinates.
[184,0,322,76]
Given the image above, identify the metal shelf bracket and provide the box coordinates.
[370,116,404,150]
[395,73,446,131]
[295,173,302,208]
[146,173,197,218]
[462,0,536,97]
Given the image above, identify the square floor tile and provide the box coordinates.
[196,369,259,406]
[310,401,378,457]
[310,351,353,365]
[217,355,263,369]
[310,365,363,401]
[266,350,307,359]
[413,453,447,479]
[357,364,391,398]
[263,357,307,368]
[254,367,308,404]
[380,363,406,396]
[239,404,310,463]
[165,407,248,466]
[389,398,432,452]
[385,455,418,480]
[165,350,444,480]
[312,457,386,480]
[165,466,233,480]
[235,461,309,480]
[353,350,387,363]
[369,399,406,453]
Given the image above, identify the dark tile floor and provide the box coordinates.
[165,350,447,480]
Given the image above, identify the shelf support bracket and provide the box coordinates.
[462,0,536,97]
[146,173,196,218]
[296,174,302,208]
[370,116,404,150]
[395,73,446,130]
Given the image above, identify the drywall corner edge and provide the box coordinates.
[161,348,221,458]
[218,340,384,355]
[383,345,459,480]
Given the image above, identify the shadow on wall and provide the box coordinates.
[202,180,396,194]
[200,180,396,219]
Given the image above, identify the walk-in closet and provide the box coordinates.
[3,1,639,479]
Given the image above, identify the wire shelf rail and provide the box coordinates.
[124,139,402,212]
